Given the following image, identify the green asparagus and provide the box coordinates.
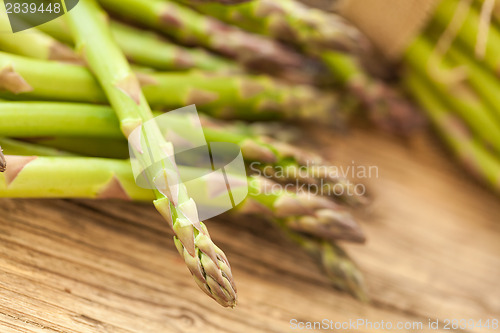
[174,0,367,55]
[0,52,339,123]
[0,137,74,157]
[287,231,368,301]
[404,36,500,154]
[38,18,236,72]
[0,101,366,205]
[95,0,309,77]
[432,0,500,75]
[66,0,236,307]
[0,102,366,241]
[0,148,364,243]
[405,71,500,193]
[446,44,500,122]
[0,11,80,63]
[23,137,130,159]
[472,0,499,24]
[165,0,421,133]
[321,51,424,134]
[0,138,367,299]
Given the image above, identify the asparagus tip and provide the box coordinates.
[321,242,369,302]
[368,85,427,135]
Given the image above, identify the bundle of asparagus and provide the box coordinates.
[402,0,500,193]
[166,0,424,133]
[0,0,395,306]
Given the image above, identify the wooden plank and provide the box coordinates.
[0,129,498,332]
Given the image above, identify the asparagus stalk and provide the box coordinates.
[173,0,367,55]
[0,139,367,299]
[200,117,368,206]
[432,0,500,75]
[95,0,309,77]
[23,137,130,159]
[286,231,368,301]
[0,137,74,157]
[0,11,80,63]
[0,151,364,243]
[38,18,236,72]
[110,21,236,72]
[473,0,500,24]
[445,43,500,122]
[0,52,339,123]
[404,36,500,154]
[66,0,236,307]
[0,101,366,205]
[320,51,424,135]
[404,71,500,192]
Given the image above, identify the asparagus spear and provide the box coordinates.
[286,231,368,301]
[432,0,500,75]
[0,101,366,205]
[446,43,500,122]
[0,139,367,299]
[0,11,80,63]
[66,0,236,307]
[472,0,500,24]
[23,136,130,159]
[110,21,237,72]
[320,51,424,135]
[38,18,236,72]
[243,176,365,243]
[0,52,339,123]
[404,36,500,154]
[0,137,74,157]
[405,71,500,193]
[173,0,367,55]
[95,0,310,77]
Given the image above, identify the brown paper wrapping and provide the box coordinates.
[338,0,441,60]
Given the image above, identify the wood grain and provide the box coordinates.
[0,128,498,333]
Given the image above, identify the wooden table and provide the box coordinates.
[0,128,498,333]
